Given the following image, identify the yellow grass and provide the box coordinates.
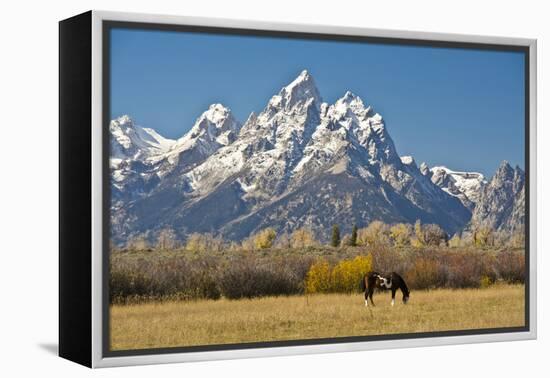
[110,284,525,351]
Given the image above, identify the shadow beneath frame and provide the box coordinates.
[38,343,59,356]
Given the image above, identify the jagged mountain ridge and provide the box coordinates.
[109,70,521,245]
[110,104,241,204]
[468,161,525,233]
[426,165,487,210]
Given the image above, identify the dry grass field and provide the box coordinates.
[110,284,525,351]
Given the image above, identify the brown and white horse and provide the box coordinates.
[361,271,410,307]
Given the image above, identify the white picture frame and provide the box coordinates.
[59,10,537,368]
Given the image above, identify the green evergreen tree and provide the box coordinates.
[331,224,341,247]
[350,224,358,246]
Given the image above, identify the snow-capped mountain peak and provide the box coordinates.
[341,90,356,101]
[189,103,240,136]
[169,103,241,158]
[331,91,371,119]
[110,115,176,161]
[400,155,416,167]
[339,90,366,108]
[204,103,235,123]
[494,160,515,181]
[269,69,322,111]
[109,115,135,150]
[112,114,133,128]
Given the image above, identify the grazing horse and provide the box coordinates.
[361,271,410,307]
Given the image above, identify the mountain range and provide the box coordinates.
[109,70,525,245]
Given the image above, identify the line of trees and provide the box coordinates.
[118,220,524,253]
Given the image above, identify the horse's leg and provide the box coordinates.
[364,286,369,307]
[400,283,410,304]
[391,288,396,306]
[368,288,375,307]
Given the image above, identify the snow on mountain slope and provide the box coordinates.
[109,104,241,203]
[183,70,322,198]
[110,70,475,245]
[392,156,471,230]
[164,103,241,164]
[110,115,176,200]
[264,69,322,111]
[110,115,176,162]
[429,165,486,209]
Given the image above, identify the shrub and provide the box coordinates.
[185,233,224,253]
[185,233,208,253]
[448,234,462,247]
[330,255,373,293]
[474,227,494,247]
[156,228,178,250]
[274,232,292,249]
[397,248,507,290]
[480,275,493,288]
[411,222,448,247]
[410,238,424,248]
[508,231,525,249]
[405,257,440,290]
[219,256,307,299]
[412,220,425,247]
[496,250,525,283]
[240,237,256,251]
[390,223,412,246]
[370,244,404,273]
[291,228,317,248]
[254,228,277,249]
[440,250,494,288]
[110,266,155,302]
[357,221,390,246]
[423,224,448,246]
[109,256,221,303]
[126,234,150,250]
[305,259,331,294]
[305,255,372,294]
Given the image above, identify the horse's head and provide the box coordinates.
[403,293,410,304]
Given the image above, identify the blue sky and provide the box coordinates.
[110,28,525,176]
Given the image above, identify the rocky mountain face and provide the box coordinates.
[468,161,525,233]
[109,70,523,245]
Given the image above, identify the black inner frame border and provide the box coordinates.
[102,20,531,358]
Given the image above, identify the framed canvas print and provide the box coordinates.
[59,10,537,368]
